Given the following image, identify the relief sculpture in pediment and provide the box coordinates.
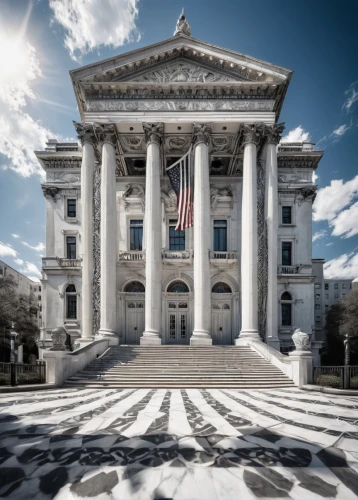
[132,60,238,84]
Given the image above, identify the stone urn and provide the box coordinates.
[51,327,67,351]
[292,328,311,352]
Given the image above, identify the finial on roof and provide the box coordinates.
[174,8,191,37]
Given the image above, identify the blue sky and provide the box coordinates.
[1,0,358,281]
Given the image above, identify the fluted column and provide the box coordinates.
[74,122,97,341]
[191,123,212,345]
[265,123,284,350]
[141,123,163,345]
[236,124,263,343]
[98,125,118,341]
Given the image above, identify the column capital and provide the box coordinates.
[242,123,265,146]
[192,123,212,146]
[97,124,117,147]
[265,123,285,145]
[143,122,164,146]
[73,121,97,146]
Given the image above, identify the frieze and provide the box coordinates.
[87,99,274,113]
[119,135,146,153]
[46,172,81,183]
[210,135,236,154]
[131,60,238,84]
[122,183,145,210]
[41,158,82,170]
[210,186,234,209]
[165,135,192,153]
[278,173,310,183]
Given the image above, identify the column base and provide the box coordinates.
[97,329,119,346]
[140,334,162,346]
[190,337,212,346]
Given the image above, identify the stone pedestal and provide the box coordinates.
[236,124,262,343]
[141,123,163,346]
[191,123,212,346]
[98,126,118,341]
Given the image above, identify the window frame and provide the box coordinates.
[281,241,292,266]
[279,201,295,226]
[168,219,185,251]
[65,283,77,320]
[129,218,144,251]
[66,198,77,219]
[64,195,79,222]
[66,235,77,259]
[213,219,228,252]
[281,206,292,225]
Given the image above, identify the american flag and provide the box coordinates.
[166,146,193,230]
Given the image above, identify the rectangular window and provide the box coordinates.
[282,242,292,266]
[214,220,227,251]
[325,304,328,308]
[67,199,76,218]
[325,293,329,299]
[130,220,143,251]
[316,321,321,327]
[315,304,320,309]
[281,303,292,326]
[282,206,292,224]
[335,293,339,299]
[334,283,338,289]
[342,283,346,289]
[66,236,76,259]
[315,294,320,299]
[325,283,329,290]
[315,284,321,289]
[39,286,41,292]
[66,295,77,319]
[169,219,185,250]
[38,295,41,301]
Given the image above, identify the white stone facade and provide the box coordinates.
[36,23,323,352]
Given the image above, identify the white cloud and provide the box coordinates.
[20,262,41,278]
[12,234,20,239]
[49,0,140,61]
[22,241,45,253]
[0,242,17,258]
[312,171,319,184]
[313,176,358,222]
[281,126,310,143]
[0,17,59,178]
[27,276,41,283]
[312,229,327,242]
[332,124,350,137]
[331,201,358,238]
[324,253,358,279]
[343,81,358,112]
[325,242,333,247]
[14,258,24,265]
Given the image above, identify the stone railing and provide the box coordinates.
[278,265,300,274]
[57,258,82,268]
[118,251,144,262]
[210,251,238,261]
[162,250,192,260]
[42,257,81,269]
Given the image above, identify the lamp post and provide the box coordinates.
[343,333,350,390]
[10,322,18,386]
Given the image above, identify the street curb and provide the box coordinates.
[301,384,358,396]
[0,384,57,394]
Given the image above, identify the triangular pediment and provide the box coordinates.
[117,57,244,84]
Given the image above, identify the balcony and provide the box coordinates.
[162,250,192,265]
[118,250,144,266]
[278,265,300,275]
[42,257,82,271]
[210,251,238,267]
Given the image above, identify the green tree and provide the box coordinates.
[0,275,39,362]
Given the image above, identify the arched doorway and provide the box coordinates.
[124,281,145,344]
[211,282,232,345]
[166,280,190,344]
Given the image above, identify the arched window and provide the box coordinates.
[212,282,232,293]
[66,284,77,319]
[167,281,189,293]
[281,291,292,326]
[124,281,145,293]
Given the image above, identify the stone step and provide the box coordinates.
[64,382,294,388]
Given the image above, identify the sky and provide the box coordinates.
[0,0,358,282]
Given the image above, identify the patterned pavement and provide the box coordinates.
[0,387,357,499]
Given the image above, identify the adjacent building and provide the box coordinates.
[0,260,42,327]
[37,14,324,357]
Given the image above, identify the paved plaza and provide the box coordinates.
[0,387,357,499]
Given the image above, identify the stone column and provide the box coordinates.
[74,122,97,342]
[265,123,284,350]
[191,123,212,345]
[45,195,55,256]
[141,123,163,345]
[98,125,118,342]
[236,124,263,344]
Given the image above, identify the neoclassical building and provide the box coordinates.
[37,14,323,352]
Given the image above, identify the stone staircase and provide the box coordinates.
[64,345,295,388]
